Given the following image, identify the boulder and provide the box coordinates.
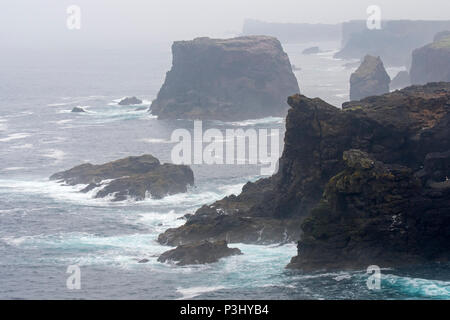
[410,31,450,85]
[349,55,391,100]
[118,96,142,105]
[158,83,450,270]
[157,240,242,266]
[150,36,299,121]
[50,155,194,201]
[71,107,86,113]
[302,46,320,55]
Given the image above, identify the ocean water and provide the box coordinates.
[0,42,448,300]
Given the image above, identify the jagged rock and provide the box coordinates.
[157,240,242,266]
[410,32,450,85]
[349,55,390,100]
[302,46,320,55]
[158,83,450,270]
[71,107,86,113]
[287,150,450,271]
[118,97,142,105]
[50,155,194,201]
[138,259,149,264]
[150,36,299,121]
[390,71,410,90]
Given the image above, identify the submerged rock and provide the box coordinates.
[390,71,410,90]
[159,82,450,270]
[302,46,320,55]
[118,96,142,105]
[50,155,194,201]
[71,107,86,113]
[410,31,450,85]
[157,240,242,266]
[349,55,391,100]
[150,35,299,121]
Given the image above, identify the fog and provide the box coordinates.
[1,0,450,50]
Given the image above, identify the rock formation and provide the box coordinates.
[71,107,86,113]
[158,240,242,266]
[349,55,390,101]
[118,97,142,105]
[150,36,299,121]
[159,82,450,270]
[50,155,194,201]
[335,20,450,66]
[390,71,410,90]
[302,46,320,55]
[410,31,450,85]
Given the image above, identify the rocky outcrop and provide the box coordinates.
[287,150,450,271]
[150,36,299,121]
[302,46,320,55]
[157,240,242,266]
[118,97,142,105]
[410,32,450,85]
[349,55,390,100]
[50,155,194,201]
[159,82,450,270]
[336,20,450,66]
[390,71,410,90]
[71,107,86,113]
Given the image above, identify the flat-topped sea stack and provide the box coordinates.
[50,155,194,201]
[349,55,390,101]
[150,36,300,121]
[410,31,450,85]
[159,82,450,270]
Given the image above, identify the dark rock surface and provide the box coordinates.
[150,36,299,121]
[71,107,86,113]
[50,155,194,201]
[336,20,450,66]
[390,71,410,90]
[118,96,142,105]
[302,46,320,55]
[410,32,450,85]
[157,240,242,266]
[159,82,450,270]
[349,55,390,101]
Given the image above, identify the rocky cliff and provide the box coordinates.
[50,155,194,201]
[159,82,450,270]
[336,20,450,67]
[150,36,299,121]
[349,55,390,101]
[410,31,450,85]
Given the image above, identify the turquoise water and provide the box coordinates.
[0,43,448,300]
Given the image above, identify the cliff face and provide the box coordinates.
[349,55,390,101]
[151,36,299,121]
[410,32,450,85]
[158,82,450,270]
[336,20,450,67]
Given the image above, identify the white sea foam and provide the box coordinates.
[140,138,173,144]
[10,143,33,149]
[42,149,66,163]
[176,286,227,300]
[0,133,31,142]
[226,117,284,127]
[383,274,450,298]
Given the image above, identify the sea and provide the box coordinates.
[0,40,449,300]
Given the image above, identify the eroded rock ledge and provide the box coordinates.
[159,82,450,270]
[50,155,194,201]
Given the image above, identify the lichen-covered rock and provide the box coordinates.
[410,32,450,85]
[118,97,142,105]
[150,36,299,121]
[157,240,242,266]
[287,150,450,271]
[158,83,450,271]
[50,155,194,201]
[390,71,410,90]
[349,55,390,100]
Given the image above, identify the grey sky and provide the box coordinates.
[2,0,450,49]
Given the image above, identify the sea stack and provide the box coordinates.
[410,31,450,85]
[150,36,300,121]
[349,55,391,101]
